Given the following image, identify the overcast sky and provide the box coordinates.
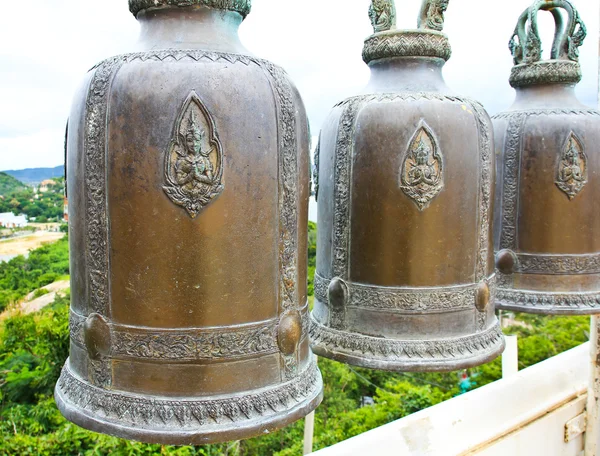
[0,0,598,171]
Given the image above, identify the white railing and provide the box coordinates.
[311,342,590,456]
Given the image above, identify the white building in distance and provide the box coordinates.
[0,212,28,228]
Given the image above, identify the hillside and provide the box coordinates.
[2,165,63,185]
[0,176,65,222]
[0,172,27,196]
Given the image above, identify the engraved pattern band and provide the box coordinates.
[57,359,321,429]
[514,253,600,275]
[314,273,496,312]
[497,289,600,313]
[70,310,309,361]
[310,316,504,363]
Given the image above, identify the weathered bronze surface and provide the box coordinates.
[54,0,322,444]
[310,0,504,372]
[493,0,600,315]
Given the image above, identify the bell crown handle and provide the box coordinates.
[417,0,450,32]
[368,0,450,34]
[510,0,586,65]
[364,0,453,63]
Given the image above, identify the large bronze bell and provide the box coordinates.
[54,0,322,444]
[310,0,505,372]
[493,0,600,315]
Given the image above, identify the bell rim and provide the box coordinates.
[309,315,505,373]
[497,288,600,316]
[54,359,323,445]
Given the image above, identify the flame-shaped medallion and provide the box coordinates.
[163,91,224,218]
[556,132,587,200]
[400,121,444,211]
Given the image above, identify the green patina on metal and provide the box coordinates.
[368,0,396,33]
[368,0,450,34]
[509,0,586,87]
[364,0,452,64]
[418,0,450,32]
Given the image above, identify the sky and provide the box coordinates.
[0,0,598,171]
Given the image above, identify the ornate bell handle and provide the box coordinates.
[368,0,397,33]
[417,0,450,32]
[512,0,586,65]
[510,6,564,65]
[368,0,450,34]
[531,0,586,61]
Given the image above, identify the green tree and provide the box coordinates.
[0,236,69,311]
[0,176,64,220]
[0,172,27,196]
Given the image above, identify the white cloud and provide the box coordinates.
[0,128,65,170]
[0,0,598,170]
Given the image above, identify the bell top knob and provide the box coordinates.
[129,0,252,19]
[509,0,586,88]
[363,0,452,64]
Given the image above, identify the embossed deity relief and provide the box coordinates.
[400,121,444,211]
[555,132,587,200]
[163,91,224,218]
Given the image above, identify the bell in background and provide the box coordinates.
[310,0,505,372]
[493,0,600,315]
[55,0,322,445]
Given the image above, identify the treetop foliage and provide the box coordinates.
[0,173,27,197]
[0,176,65,223]
[0,235,69,312]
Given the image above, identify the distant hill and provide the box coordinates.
[0,172,27,196]
[2,166,63,185]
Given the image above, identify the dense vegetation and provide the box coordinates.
[0,225,591,455]
[0,173,27,197]
[0,175,65,222]
[0,236,69,312]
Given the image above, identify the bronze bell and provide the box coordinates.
[310,0,505,372]
[493,0,600,315]
[54,0,322,445]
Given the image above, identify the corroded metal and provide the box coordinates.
[368,0,396,33]
[508,0,585,86]
[55,1,322,444]
[418,0,449,31]
[493,0,600,315]
[310,0,504,372]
